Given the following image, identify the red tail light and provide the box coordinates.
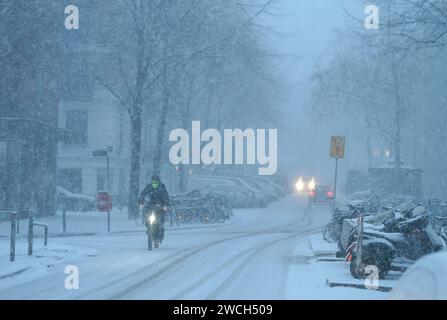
[309,190,315,197]
[327,191,333,198]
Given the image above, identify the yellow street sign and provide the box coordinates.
[330,136,346,159]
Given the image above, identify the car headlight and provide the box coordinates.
[308,178,316,191]
[295,178,304,192]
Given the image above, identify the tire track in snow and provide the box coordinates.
[171,229,318,300]
[205,225,324,300]
[105,212,313,300]
[170,208,317,299]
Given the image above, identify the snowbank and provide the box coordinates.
[389,251,447,300]
[56,186,95,201]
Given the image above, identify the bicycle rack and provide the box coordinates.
[28,212,48,256]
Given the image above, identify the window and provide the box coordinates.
[97,168,113,192]
[0,141,6,166]
[97,173,106,191]
[65,110,88,145]
[58,168,83,194]
[62,64,94,102]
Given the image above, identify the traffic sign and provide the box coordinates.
[330,136,346,159]
[96,192,112,212]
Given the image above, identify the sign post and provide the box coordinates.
[92,146,112,192]
[93,147,113,232]
[334,157,339,200]
[330,136,346,202]
[97,191,112,232]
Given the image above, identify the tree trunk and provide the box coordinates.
[393,121,402,192]
[178,164,187,194]
[178,112,190,194]
[366,129,373,169]
[128,106,142,219]
[390,57,403,192]
[177,76,194,193]
[153,66,171,175]
[127,38,147,218]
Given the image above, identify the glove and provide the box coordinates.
[162,206,168,212]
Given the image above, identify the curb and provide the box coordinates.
[0,267,31,280]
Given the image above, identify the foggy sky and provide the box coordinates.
[263,0,365,185]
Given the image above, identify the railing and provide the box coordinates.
[2,210,50,261]
[0,211,17,262]
[27,212,48,256]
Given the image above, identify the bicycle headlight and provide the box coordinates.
[149,212,156,225]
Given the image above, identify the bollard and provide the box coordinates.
[44,224,48,246]
[62,208,66,234]
[28,212,34,256]
[10,212,16,262]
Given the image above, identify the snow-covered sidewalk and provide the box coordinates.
[286,231,396,299]
[0,237,98,291]
[0,210,118,284]
[0,208,144,239]
[0,208,243,239]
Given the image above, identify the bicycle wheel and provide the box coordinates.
[322,224,337,243]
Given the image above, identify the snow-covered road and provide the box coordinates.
[0,196,335,300]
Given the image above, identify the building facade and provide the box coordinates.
[57,88,130,206]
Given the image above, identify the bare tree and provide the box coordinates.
[373,0,447,49]
[75,0,278,217]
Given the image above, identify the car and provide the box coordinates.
[56,186,95,212]
[309,185,333,204]
[187,175,268,208]
[242,176,278,203]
